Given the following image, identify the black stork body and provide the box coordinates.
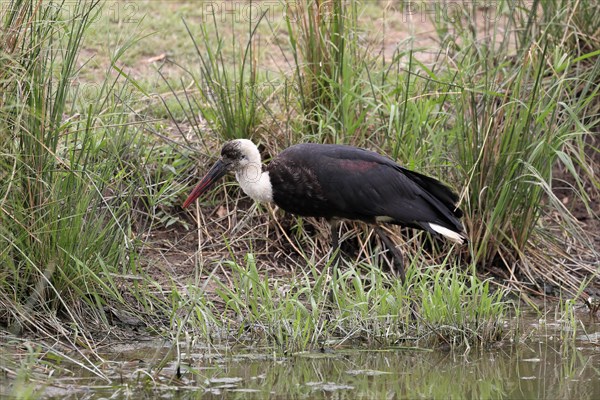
[183,139,466,280]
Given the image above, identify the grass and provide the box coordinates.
[0,0,171,340]
[161,254,506,355]
[174,11,263,141]
[0,0,599,390]
[1,0,119,332]
[172,0,598,289]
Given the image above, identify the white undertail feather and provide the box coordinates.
[428,223,465,244]
[234,139,274,203]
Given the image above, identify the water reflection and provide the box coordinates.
[184,340,599,399]
[7,316,599,399]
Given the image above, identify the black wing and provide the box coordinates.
[270,144,463,233]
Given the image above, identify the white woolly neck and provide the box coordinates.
[233,139,273,203]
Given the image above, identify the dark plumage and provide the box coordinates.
[267,144,463,235]
[184,139,466,280]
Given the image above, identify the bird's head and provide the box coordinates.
[220,139,261,171]
[183,139,261,208]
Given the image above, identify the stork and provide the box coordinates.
[183,139,466,281]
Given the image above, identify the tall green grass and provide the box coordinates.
[429,1,599,287]
[0,0,154,338]
[285,0,370,142]
[172,8,265,142]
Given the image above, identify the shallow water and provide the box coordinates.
[5,313,600,399]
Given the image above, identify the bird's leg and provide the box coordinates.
[325,219,342,307]
[374,227,419,320]
[374,227,406,284]
[328,219,341,265]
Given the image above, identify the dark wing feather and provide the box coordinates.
[267,151,333,218]
[272,144,463,233]
[397,167,463,218]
